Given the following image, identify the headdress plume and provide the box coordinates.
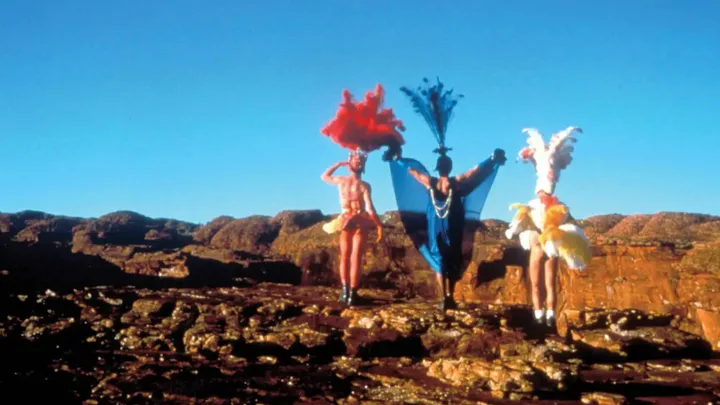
[517,126,584,195]
[399,77,463,155]
[321,84,406,153]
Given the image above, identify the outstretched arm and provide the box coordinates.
[321,161,347,185]
[362,183,383,242]
[455,164,482,184]
[455,149,506,192]
[408,168,431,189]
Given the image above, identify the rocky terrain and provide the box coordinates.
[1,209,720,404]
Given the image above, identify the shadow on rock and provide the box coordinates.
[0,241,303,294]
[475,246,528,285]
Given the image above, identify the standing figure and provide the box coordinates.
[505,127,592,328]
[385,78,506,311]
[320,84,405,306]
[321,151,383,305]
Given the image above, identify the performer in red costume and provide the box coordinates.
[320,84,405,306]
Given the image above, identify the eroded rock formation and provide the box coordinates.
[0,208,719,403]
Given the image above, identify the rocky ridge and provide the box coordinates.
[1,208,720,403]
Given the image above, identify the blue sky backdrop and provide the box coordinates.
[1,1,718,224]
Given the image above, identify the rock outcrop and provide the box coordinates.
[1,208,720,403]
[1,285,719,403]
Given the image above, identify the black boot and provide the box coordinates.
[347,288,360,307]
[438,296,456,311]
[338,284,349,303]
[545,315,556,330]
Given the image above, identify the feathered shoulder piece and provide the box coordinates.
[321,84,406,153]
[400,77,463,155]
[518,126,584,194]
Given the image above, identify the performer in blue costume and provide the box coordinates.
[383,78,506,311]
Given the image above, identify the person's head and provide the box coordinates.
[538,190,560,207]
[435,155,453,177]
[433,144,453,177]
[348,150,367,174]
[537,188,556,202]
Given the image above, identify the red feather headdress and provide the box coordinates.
[321,84,406,153]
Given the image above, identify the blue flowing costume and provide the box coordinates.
[389,155,501,279]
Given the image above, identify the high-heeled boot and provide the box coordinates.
[347,288,360,306]
[338,284,349,303]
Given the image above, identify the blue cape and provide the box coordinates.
[388,156,500,277]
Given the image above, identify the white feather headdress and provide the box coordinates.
[517,126,583,195]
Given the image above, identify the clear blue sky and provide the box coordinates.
[1,1,718,224]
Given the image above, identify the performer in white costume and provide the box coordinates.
[505,126,591,328]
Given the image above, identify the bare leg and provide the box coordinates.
[544,257,558,313]
[349,229,367,288]
[436,273,445,298]
[445,272,458,310]
[529,242,545,313]
[338,231,352,303]
[347,230,366,306]
[339,230,352,286]
[435,272,450,310]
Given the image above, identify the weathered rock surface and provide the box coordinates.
[1,208,720,402]
[0,284,718,404]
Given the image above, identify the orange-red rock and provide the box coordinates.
[2,208,720,349]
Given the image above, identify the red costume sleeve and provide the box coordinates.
[321,84,406,152]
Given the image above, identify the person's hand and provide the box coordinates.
[493,148,507,165]
[376,225,384,243]
[568,267,582,277]
[382,142,402,162]
[338,161,349,167]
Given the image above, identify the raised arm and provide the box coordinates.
[455,149,506,193]
[454,164,481,184]
[362,183,383,242]
[408,167,431,189]
[321,161,347,185]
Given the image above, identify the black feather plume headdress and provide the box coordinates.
[399,77,463,156]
